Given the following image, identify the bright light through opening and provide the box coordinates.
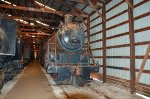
[32,35,35,38]
[34,51,37,59]
[1,0,16,6]
[34,1,56,11]
[7,14,12,16]
[14,19,28,24]
[36,20,49,27]
[30,23,35,26]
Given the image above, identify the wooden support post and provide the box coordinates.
[102,5,106,82]
[124,0,134,9]
[128,0,135,94]
[87,16,91,62]
[55,34,57,65]
[136,43,150,83]
[87,16,90,53]
[87,16,95,64]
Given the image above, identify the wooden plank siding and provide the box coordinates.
[86,0,150,95]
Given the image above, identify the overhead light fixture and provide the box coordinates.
[32,35,35,38]
[30,22,35,26]
[33,42,35,43]
[13,4,16,6]
[7,13,12,16]
[1,0,16,6]
[36,20,49,27]
[34,1,56,11]
[14,19,28,24]
[38,31,47,34]
[1,0,11,4]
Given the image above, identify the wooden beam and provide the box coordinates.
[136,43,150,84]
[0,4,63,16]
[34,1,88,17]
[21,28,50,33]
[21,34,48,37]
[125,0,134,9]
[87,0,106,22]
[91,40,150,51]
[22,35,48,37]
[0,14,61,23]
[55,2,88,21]
[22,36,48,38]
[19,23,53,30]
[21,32,50,36]
[128,0,135,94]
[93,73,150,97]
[68,0,102,8]
[20,24,50,31]
[102,4,106,82]
[72,4,88,22]
[61,1,88,26]
[87,16,95,64]
[67,0,89,5]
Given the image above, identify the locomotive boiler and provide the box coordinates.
[0,17,24,90]
[44,15,99,85]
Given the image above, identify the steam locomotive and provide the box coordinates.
[43,15,99,85]
[0,17,24,90]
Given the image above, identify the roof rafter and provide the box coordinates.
[87,0,106,22]
[67,0,89,5]
[19,23,57,29]
[0,14,61,23]
[19,23,51,30]
[21,32,50,36]
[0,4,63,16]
[58,0,88,26]
[21,28,50,33]
[34,0,88,17]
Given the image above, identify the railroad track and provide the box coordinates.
[59,85,111,99]
[86,86,111,99]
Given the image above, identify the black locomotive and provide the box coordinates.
[0,17,24,90]
[43,15,99,85]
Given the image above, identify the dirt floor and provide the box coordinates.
[3,60,57,99]
[0,60,143,99]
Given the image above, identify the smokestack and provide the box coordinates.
[64,14,72,23]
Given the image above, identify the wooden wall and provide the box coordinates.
[83,0,150,96]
